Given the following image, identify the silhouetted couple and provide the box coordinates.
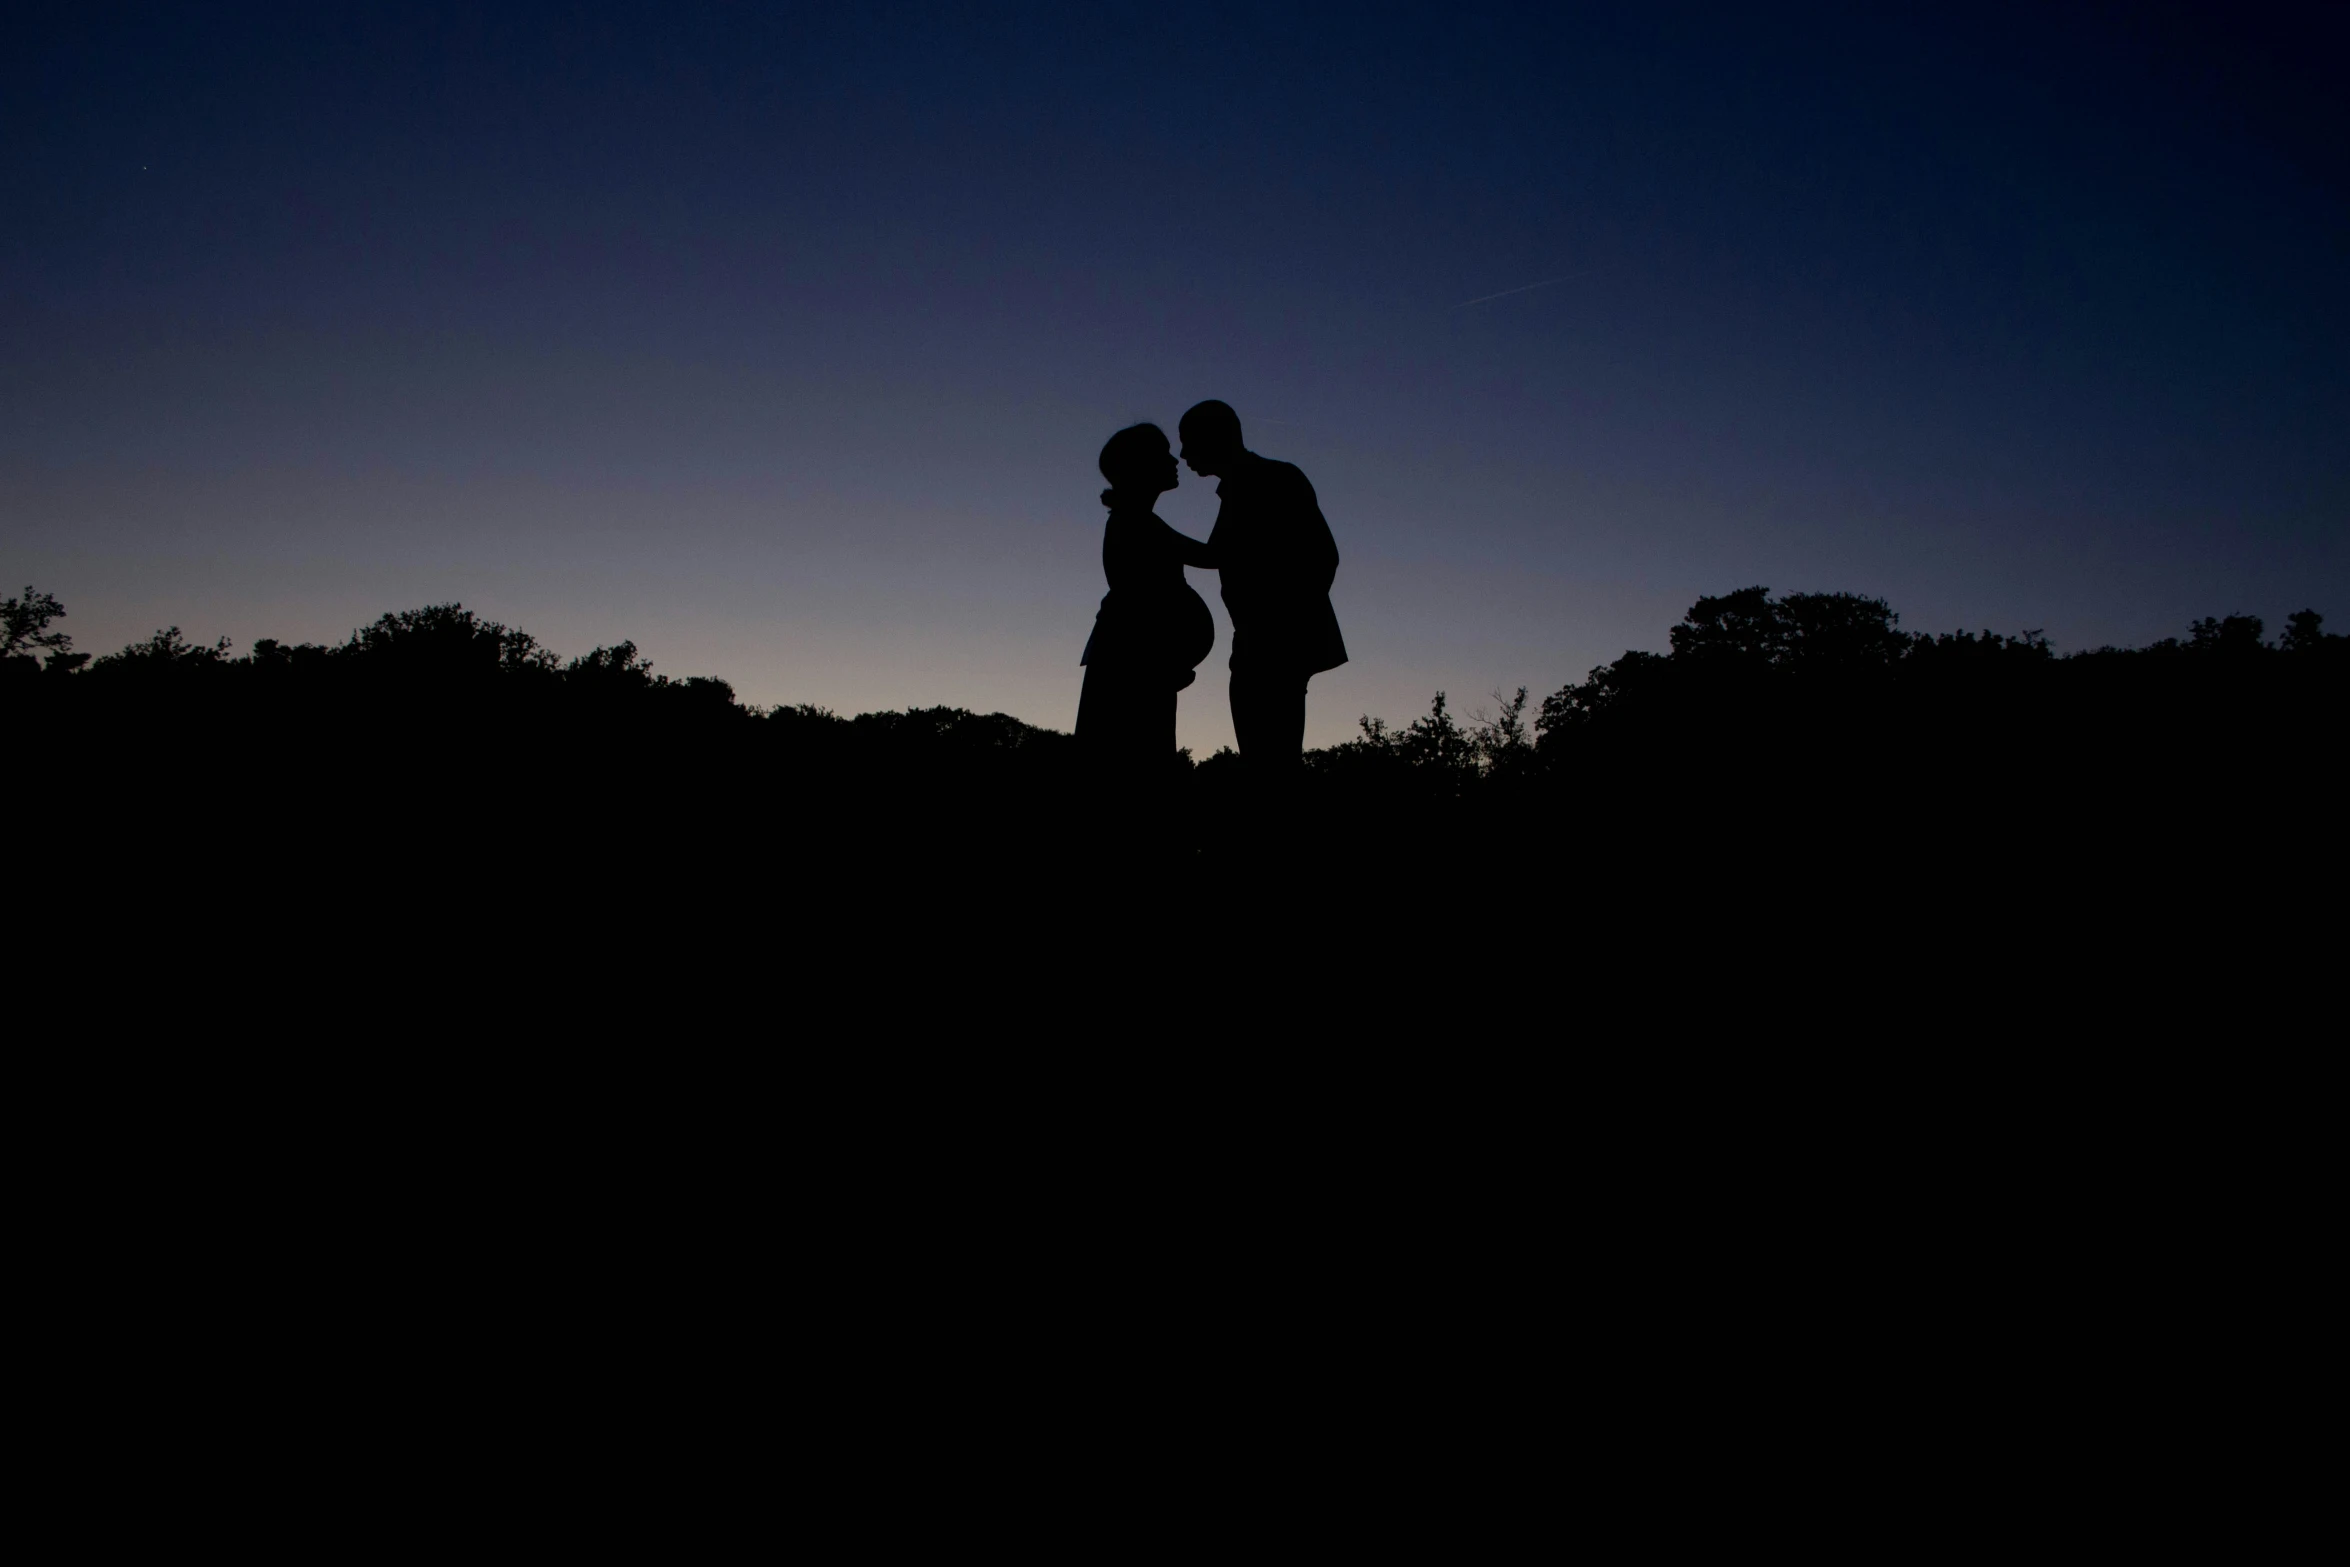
[1076,400,1346,787]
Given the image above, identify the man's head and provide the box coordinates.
[1178,400,1244,477]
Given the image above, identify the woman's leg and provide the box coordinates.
[1079,665,1164,775]
[1075,662,1112,741]
[1154,682,1178,766]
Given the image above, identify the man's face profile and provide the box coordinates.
[1179,428,1223,478]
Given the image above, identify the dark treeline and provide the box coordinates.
[10,583,2339,1016]
[14,583,2340,785]
[4,591,1067,765]
[1316,587,2344,799]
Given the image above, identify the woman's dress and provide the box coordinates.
[1075,504,1216,763]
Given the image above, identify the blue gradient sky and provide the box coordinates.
[7,2,2343,751]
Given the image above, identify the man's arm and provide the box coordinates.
[1288,468,1339,592]
[1170,524,1217,569]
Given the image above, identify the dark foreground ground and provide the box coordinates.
[32,702,2334,1045]
[14,593,2333,1552]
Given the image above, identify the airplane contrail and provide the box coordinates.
[1453,275,1570,309]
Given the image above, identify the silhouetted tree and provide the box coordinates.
[1470,687,1535,780]
[1535,650,1667,742]
[2,586,85,674]
[1775,592,1913,671]
[1399,692,1479,781]
[344,603,558,679]
[2188,614,2267,655]
[1669,585,1787,664]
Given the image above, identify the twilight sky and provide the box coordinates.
[7,2,2343,752]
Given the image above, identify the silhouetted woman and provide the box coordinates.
[1076,423,1216,772]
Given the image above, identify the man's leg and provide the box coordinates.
[1229,666,1308,765]
[1227,668,1307,883]
[1275,670,1306,758]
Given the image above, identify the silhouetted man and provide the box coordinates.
[1179,400,1346,769]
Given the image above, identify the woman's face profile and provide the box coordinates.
[1103,425,1180,498]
